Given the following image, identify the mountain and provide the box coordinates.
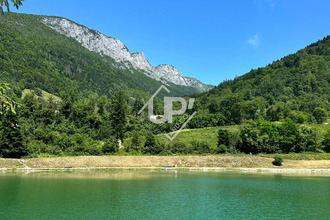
[41,17,212,91]
[195,36,330,125]
[0,13,212,99]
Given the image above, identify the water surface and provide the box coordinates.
[0,170,329,219]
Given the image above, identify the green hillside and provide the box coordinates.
[196,36,330,125]
[0,13,201,98]
[0,12,329,158]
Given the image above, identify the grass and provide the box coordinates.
[22,89,61,102]
[156,125,239,149]
[0,158,24,168]
[0,155,329,169]
[309,122,329,135]
[259,152,330,160]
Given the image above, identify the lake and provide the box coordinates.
[0,170,329,219]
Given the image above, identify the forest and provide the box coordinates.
[0,13,330,158]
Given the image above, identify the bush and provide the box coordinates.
[217,144,228,154]
[172,142,188,154]
[323,130,330,153]
[313,107,328,124]
[272,156,283,166]
[190,141,212,154]
[102,137,118,154]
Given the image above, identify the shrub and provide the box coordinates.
[217,144,228,154]
[102,137,118,154]
[172,142,187,154]
[272,156,283,166]
[190,141,212,154]
[313,107,328,124]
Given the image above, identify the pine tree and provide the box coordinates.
[0,112,26,158]
[143,131,156,154]
[0,83,26,158]
[110,91,127,141]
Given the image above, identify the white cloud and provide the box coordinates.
[247,34,260,48]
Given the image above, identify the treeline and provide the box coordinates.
[196,36,330,126]
[1,13,330,158]
[219,119,330,154]
[1,83,330,158]
[0,84,128,158]
[124,119,330,155]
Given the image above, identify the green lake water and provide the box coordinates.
[0,170,329,219]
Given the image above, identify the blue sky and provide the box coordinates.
[12,0,330,85]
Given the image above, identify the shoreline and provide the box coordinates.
[1,167,330,176]
[1,155,330,175]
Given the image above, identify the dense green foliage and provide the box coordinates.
[0,83,26,157]
[272,156,283,166]
[0,12,329,158]
[196,36,330,125]
[0,13,202,99]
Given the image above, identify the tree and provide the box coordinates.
[217,129,230,147]
[0,83,16,116]
[131,131,141,152]
[132,95,144,117]
[236,120,260,154]
[97,95,108,116]
[0,0,24,14]
[313,107,328,124]
[102,137,118,154]
[279,118,299,153]
[110,91,127,141]
[323,130,330,153]
[143,132,162,155]
[0,111,26,158]
[0,84,26,158]
[60,87,78,118]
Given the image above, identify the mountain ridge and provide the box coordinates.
[0,12,211,99]
[42,17,213,91]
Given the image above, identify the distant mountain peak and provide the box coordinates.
[42,17,212,91]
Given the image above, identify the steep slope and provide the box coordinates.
[42,17,212,91]
[196,36,330,124]
[0,13,211,99]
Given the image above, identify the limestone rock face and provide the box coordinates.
[42,17,211,91]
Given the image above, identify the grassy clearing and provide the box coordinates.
[22,89,61,102]
[156,125,239,149]
[309,123,329,135]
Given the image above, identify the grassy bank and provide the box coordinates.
[1,155,329,169]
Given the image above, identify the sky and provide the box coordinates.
[11,0,330,85]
